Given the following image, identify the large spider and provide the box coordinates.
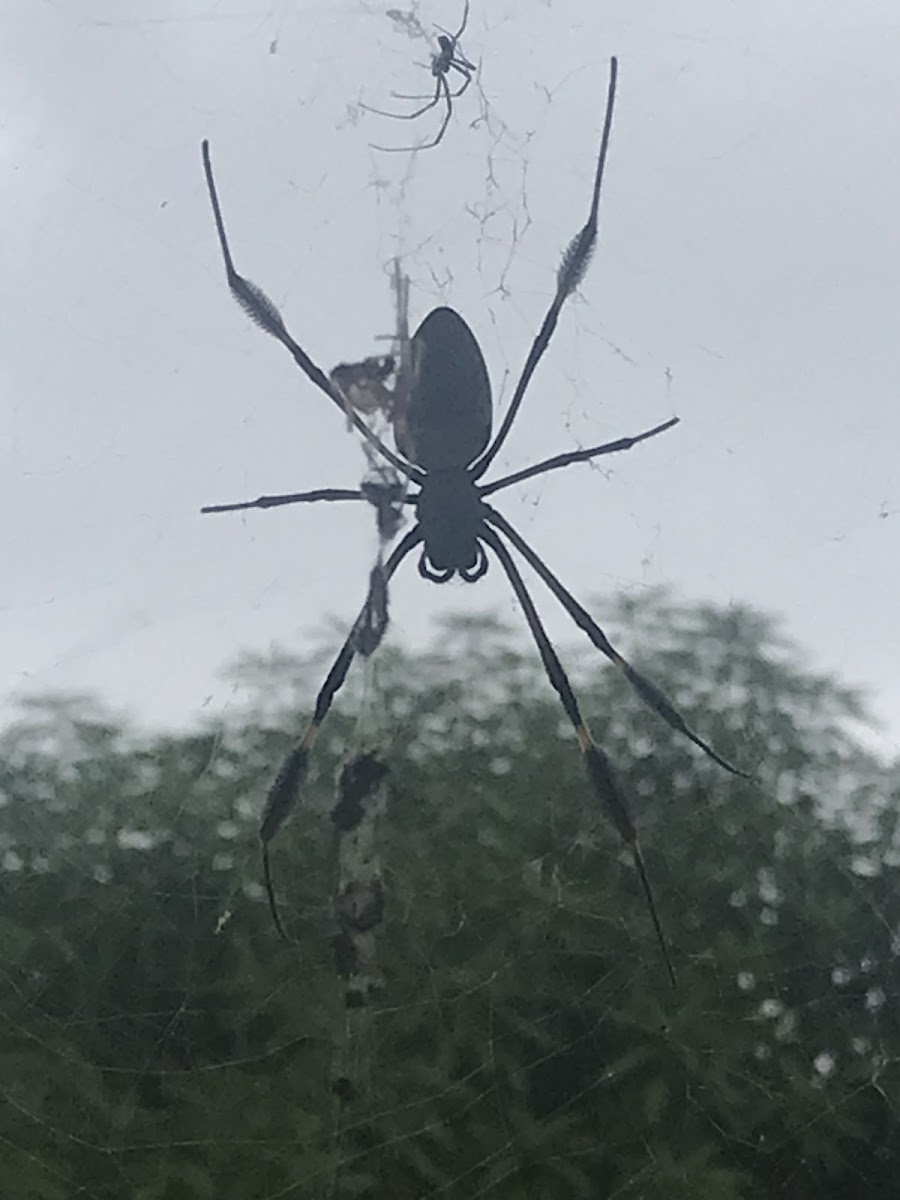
[361,0,475,152]
[201,58,748,985]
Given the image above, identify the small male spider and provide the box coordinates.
[362,0,475,152]
[201,58,749,986]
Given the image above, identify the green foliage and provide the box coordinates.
[0,592,897,1198]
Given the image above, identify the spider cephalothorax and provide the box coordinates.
[200,58,749,985]
[415,463,487,581]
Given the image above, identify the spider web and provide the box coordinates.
[3,1,900,1198]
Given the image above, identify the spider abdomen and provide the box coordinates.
[415,468,487,581]
[398,307,492,471]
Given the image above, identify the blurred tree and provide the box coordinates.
[0,591,897,1198]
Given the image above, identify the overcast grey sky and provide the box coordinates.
[3,0,898,754]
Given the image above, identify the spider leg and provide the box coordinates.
[260,524,423,937]
[393,59,471,104]
[479,418,680,498]
[446,61,474,98]
[443,0,469,42]
[201,142,420,483]
[481,525,675,989]
[371,75,454,154]
[201,487,366,515]
[362,74,441,120]
[484,507,750,779]
[472,57,619,481]
[424,74,454,149]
